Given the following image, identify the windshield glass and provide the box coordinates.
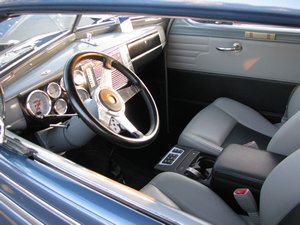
[0,13,124,70]
[78,14,118,29]
[0,14,77,68]
[0,14,76,49]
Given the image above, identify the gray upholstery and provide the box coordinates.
[260,148,300,225]
[179,97,278,155]
[267,111,300,156]
[142,148,300,224]
[179,86,300,156]
[141,172,246,225]
[287,85,300,119]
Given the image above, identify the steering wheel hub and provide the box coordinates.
[99,89,123,112]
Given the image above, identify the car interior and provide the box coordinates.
[2,13,300,224]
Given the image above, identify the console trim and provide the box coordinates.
[159,147,184,166]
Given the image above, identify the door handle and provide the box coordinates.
[216,42,242,52]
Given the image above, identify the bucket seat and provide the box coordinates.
[178,86,300,156]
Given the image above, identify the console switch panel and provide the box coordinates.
[159,147,184,165]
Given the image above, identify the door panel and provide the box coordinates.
[168,35,300,83]
[167,19,299,131]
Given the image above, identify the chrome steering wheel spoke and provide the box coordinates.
[117,85,141,103]
[99,67,113,89]
[97,107,111,127]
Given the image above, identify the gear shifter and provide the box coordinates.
[184,157,214,180]
[185,167,205,180]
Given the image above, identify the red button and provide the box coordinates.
[234,188,249,195]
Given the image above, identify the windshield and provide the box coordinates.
[0,14,77,68]
[0,14,76,50]
[0,13,128,70]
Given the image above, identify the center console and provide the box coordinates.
[155,144,286,211]
[155,145,216,186]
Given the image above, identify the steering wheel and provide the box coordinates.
[64,52,159,148]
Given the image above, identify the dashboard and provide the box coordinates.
[4,26,165,132]
[24,56,129,119]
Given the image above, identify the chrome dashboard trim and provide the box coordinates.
[130,44,162,62]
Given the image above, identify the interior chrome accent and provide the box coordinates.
[47,82,62,99]
[54,98,68,115]
[42,113,78,118]
[26,90,52,118]
[216,42,242,52]
[49,123,68,128]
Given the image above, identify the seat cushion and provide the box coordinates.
[178,97,278,156]
[141,172,246,225]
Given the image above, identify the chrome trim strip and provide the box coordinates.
[5,130,209,225]
[187,19,300,34]
[0,171,80,225]
[130,44,162,62]
[0,192,44,225]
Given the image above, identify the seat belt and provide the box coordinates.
[234,188,260,225]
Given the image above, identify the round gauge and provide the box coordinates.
[54,98,68,115]
[76,87,90,102]
[47,82,62,99]
[26,90,51,118]
[74,70,86,86]
[60,78,65,91]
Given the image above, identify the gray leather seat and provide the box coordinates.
[178,86,300,156]
[141,148,300,224]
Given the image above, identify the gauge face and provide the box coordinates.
[60,78,65,91]
[26,90,51,118]
[47,82,61,99]
[74,70,86,86]
[54,98,68,115]
[76,87,90,102]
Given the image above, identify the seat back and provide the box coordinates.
[267,111,300,155]
[286,85,300,120]
[267,86,300,155]
[260,148,300,225]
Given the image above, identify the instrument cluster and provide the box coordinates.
[25,73,90,119]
